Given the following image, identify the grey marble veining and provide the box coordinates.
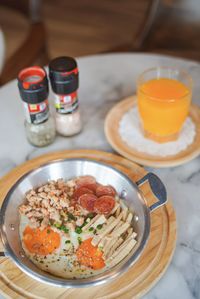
[0,53,200,298]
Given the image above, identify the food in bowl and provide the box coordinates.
[19,175,137,279]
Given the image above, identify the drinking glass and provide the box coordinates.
[137,67,193,143]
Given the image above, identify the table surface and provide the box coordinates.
[0,53,200,299]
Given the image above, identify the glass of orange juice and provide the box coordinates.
[137,67,193,143]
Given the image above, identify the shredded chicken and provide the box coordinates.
[19,179,76,229]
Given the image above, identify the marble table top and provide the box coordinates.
[0,53,200,299]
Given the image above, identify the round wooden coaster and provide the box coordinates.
[0,150,176,299]
[105,96,200,167]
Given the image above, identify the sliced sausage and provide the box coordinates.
[94,196,115,215]
[96,185,116,197]
[73,187,94,201]
[79,194,98,212]
[76,176,97,192]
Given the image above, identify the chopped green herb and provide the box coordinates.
[54,223,61,229]
[87,213,94,219]
[81,221,88,228]
[60,225,69,233]
[78,236,82,245]
[47,229,51,234]
[65,240,71,244]
[89,227,94,232]
[67,212,77,221]
[99,246,103,251]
[75,227,82,234]
[54,223,69,233]
[97,224,103,230]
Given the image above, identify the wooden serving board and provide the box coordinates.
[105,96,200,167]
[0,150,176,299]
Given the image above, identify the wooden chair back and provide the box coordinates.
[0,0,48,85]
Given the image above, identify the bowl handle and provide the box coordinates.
[136,172,167,211]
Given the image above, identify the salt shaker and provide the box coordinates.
[18,66,56,147]
[49,56,82,136]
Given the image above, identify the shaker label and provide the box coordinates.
[55,92,79,114]
[23,100,49,124]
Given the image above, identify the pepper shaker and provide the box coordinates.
[18,66,56,147]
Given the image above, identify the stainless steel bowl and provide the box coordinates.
[0,158,167,287]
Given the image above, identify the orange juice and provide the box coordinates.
[138,77,192,142]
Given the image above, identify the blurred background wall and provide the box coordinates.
[0,0,200,84]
